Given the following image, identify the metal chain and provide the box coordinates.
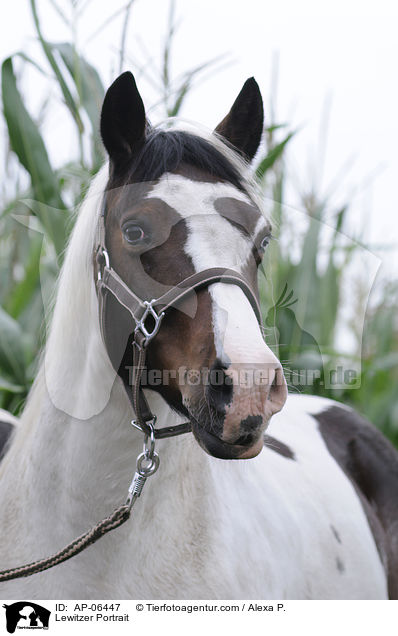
[0,423,160,582]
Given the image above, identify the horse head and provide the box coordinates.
[98,72,287,460]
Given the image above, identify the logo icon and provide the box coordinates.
[2,602,51,633]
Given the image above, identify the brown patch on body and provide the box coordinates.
[314,405,398,599]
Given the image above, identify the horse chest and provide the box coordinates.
[108,429,388,600]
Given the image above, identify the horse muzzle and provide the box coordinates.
[186,362,288,460]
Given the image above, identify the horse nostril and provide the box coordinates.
[207,358,233,413]
[268,366,288,412]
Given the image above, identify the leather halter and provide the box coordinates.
[94,198,262,439]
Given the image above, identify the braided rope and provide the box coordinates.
[0,504,131,582]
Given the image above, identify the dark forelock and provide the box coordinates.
[122,129,247,191]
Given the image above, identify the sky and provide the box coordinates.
[1,0,398,284]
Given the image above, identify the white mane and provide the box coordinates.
[22,166,115,421]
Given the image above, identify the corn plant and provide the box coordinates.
[256,118,398,445]
[0,0,396,448]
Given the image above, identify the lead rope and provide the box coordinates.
[0,423,159,582]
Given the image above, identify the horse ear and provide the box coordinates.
[100,71,146,163]
[214,77,264,161]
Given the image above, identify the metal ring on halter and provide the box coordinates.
[134,300,165,346]
[136,451,160,476]
[131,415,157,436]
[97,248,110,281]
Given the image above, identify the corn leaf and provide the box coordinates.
[1,57,68,257]
[4,234,42,319]
[30,0,84,133]
[0,307,27,385]
[52,42,105,166]
[256,131,295,180]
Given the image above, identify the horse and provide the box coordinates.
[0,71,397,600]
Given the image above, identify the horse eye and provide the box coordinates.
[122,223,146,245]
[260,235,271,251]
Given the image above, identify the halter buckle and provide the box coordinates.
[134,301,165,345]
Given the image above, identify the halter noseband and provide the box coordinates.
[94,199,262,439]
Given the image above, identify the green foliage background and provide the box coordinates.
[1,1,397,446]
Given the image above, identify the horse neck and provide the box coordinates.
[5,357,206,592]
[12,288,200,541]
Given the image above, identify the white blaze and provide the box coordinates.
[147,175,282,429]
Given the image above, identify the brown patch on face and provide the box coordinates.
[144,289,217,413]
[211,196,271,301]
[105,193,186,294]
[214,197,262,237]
[103,187,219,414]
[140,217,193,286]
